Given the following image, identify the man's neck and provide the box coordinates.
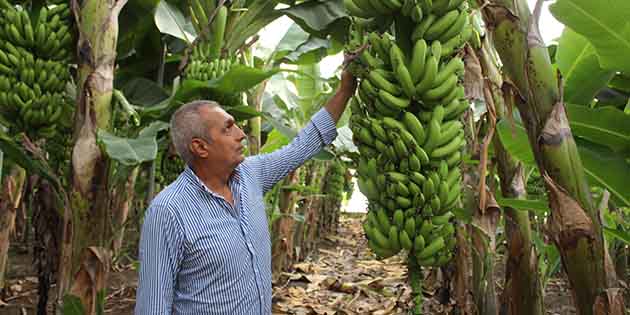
[191,161,233,193]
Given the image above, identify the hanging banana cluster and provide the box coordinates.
[344,0,472,312]
[0,0,72,139]
[184,1,233,81]
[186,57,236,82]
[184,1,244,107]
[324,159,350,202]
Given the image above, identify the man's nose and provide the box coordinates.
[236,125,246,141]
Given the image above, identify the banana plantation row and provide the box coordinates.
[0,0,628,314]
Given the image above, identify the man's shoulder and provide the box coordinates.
[149,176,196,213]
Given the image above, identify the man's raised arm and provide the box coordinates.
[244,70,357,193]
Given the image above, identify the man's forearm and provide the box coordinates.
[324,89,353,123]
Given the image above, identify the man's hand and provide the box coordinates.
[339,69,357,98]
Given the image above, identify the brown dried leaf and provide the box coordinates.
[464,45,484,101]
[543,174,595,249]
[593,288,625,315]
[69,246,112,315]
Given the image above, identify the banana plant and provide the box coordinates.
[476,0,627,312]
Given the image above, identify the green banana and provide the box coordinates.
[414,234,425,252]
[410,4,423,23]
[441,24,473,57]
[402,112,426,145]
[409,172,426,186]
[368,0,393,14]
[409,154,422,172]
[423,74,458,101]
[209,5,227,59]
[411,14,436,42]
[436,121,462,146]
[422,177,435,199]
[396,181,410,197]
[373,98,400,117]
[415,55,437,95]
[430,135,464,158]
[446,151,462,167]
[386,171,409,183]
[434,57,464,87]
[344,0,373,18]
[353,0,379,12]
[396,196,412,209]
[423,117,441,153]
[382,116,407,131]
[376,208,392,233]
[400,230,413,250]
[432,212,453,225]
[368,70,401,95]
[439,10,468,42]
[405,217,416,237]
[395,62,416,98]
[424,9,460,40]
[393,209,405,228]
[360,50,385,69]
[388,226,401,252]
[418,236,445,259]
[379,89,410,110]
[409,39,427,83]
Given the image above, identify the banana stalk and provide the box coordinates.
[477,37,544,315]
[59,0,127,314]
[477,0,623,313]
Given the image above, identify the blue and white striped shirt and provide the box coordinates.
[135,108,337,315]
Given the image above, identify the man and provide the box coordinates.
[135,69,357,315]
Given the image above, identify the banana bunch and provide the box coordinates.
[185,2,234,81]
[344,1,473,311]
[351,113,459,265]
[326,160,346,201]
[0,2,73,139]
[189,1,227,61]
[185,57,235,81]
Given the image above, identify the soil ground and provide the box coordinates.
[1,213,578,314]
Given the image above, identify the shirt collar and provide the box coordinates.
[182,164,242,196]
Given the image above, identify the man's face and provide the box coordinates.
[192,105,246,167]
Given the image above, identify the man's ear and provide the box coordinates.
[190,139,209,158]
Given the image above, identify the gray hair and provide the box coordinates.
[170,100,220,165]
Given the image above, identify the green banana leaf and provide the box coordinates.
[556,28,615,104]
[494,196,549,215]
[153,0,197,43]
[97,121,169,166]
[603,226,630,245]
[273,22,311,61]
[281,0,350,42]
[207,65,281,94]
[550,0,630,73]
[566,104,630,154]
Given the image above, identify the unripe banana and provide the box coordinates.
[424,9,460,41]
[411,14,436,42]
[415,55,437,95]
[368,70,401,95]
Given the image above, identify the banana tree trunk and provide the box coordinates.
[271,170,300,275]
[453,223,474,314]
[247,80,266,155]
[302,161,327,258]
[0,166,26,291]
[471,192,500,315]
[476,38,545,315]
[111,167,139,256]
[58,0,127,313]
[477,1,622,313]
